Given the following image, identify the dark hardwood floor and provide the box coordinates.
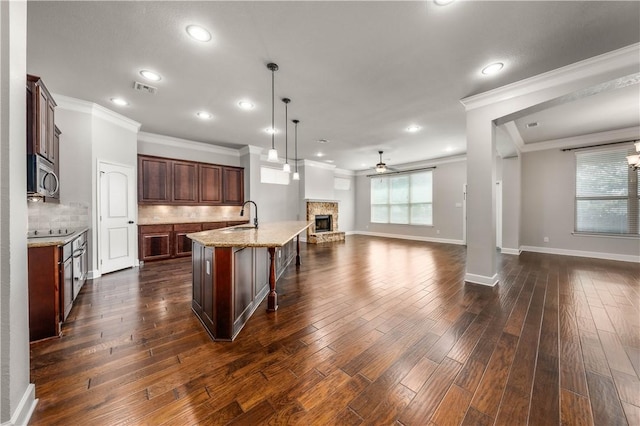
[29,236,639,425]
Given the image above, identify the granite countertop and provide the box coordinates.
[187,221,313,248]
[27,226,90,248]
[137,217,246,225]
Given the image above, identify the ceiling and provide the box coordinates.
[26,1,640,171]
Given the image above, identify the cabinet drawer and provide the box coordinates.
[139,224,173,233]
[202,222,227,231]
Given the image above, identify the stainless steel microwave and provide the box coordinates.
[27,154,59,197]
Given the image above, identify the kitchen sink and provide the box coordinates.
[222,226,256,232]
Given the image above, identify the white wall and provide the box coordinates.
[334,172,355,232]
[521,149,639,260]
[138,132,240,167]
[0,1,36,423]
[53,97,140,277]
[501,156,521,253]
[354,158,466,244]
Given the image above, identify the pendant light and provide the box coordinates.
[266,63,279,162]
[292,119,300,180]
[282,98,291,173]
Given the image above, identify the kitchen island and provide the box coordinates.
[187,221,312,341]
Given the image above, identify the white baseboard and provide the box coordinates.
[501,247,522,255]
[353,231,465,246]
[464,272,499,287]
[87,269,101,280]
[2,384,37,426]
[520,245,640,263]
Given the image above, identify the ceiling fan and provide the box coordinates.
[375,150,393,173]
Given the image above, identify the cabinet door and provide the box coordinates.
[48,126,61,202]
[28,246,60,341]
[37,84,49,159]
[138,156,171,203]
[222,167,244,205]
[174,223,202,257]
[172,161,198,204]
[47,100,56,163]
[199,164,222,204]
[192,243,204,316]
[201,247,216,333]
[139,225,173,261]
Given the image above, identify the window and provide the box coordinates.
[575,147,639,235]
[371,170,433,225]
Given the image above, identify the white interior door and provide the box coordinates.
[496,181,502,249]
[99,161,136,274]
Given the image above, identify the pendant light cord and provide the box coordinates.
[294,121,298,172]
[271,70,275,150]
[284,102,288,164]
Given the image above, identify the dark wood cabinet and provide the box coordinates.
[138,224,173,261]
[172,161,198,204]
[138,156,171,204]
[222,167,244,205]
[27,75,57,162]
[27,75,60,203]
[174,223,202,257]
[140,221,248,262]
[191,244,269,341]
[28,246,61,342]
[199,165,222,204]
[138,155,244,206]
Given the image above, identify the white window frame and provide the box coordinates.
[370,170,433,225]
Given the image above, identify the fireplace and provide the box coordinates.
[306,200,345,243]
[315,215,332,233]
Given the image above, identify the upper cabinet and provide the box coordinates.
[138,155,244,206]
[27,75,57,163]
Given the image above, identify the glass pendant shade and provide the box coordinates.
[283,163,291,173]
[267,148,279,162]
[292,171,300,181]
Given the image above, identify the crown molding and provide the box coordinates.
[239,145,264,156]
[334,168,355,176]
[354,154,467,176]
[53,94,141,132]
[460,43,640,111]
[301,159,337,170]
[520,126,640,153]
[138,131,240,157]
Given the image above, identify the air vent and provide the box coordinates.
[526,122,539,128]
[133,81,157,94]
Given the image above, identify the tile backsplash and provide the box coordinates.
[138,205,245,224]
[28,202,90,233]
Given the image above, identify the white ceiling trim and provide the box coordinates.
[239,145,264,156]
[353,154,468,176]
[519,126,640,153]
[54,94,141,132]
[301,159,337,171]
[138,131,240,157]
[460,43,640,111]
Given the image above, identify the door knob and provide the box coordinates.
[128,220,134,224]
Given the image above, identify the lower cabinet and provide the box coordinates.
[139,221,249,262]
[138,224,173,261]
[28,246,61,342]
[192,243,270,341]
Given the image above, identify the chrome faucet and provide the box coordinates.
[240,200,258,228]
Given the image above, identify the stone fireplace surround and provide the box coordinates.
[306,200,346,244]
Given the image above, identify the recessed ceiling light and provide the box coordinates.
[265,127,277,134]
[316,152,324,158]
[196,111,212,120]
[481,62,504,75]
[139,70,161,81]
[434,0,455,5]
[110,97,128,106]
[406,125,421,133]
[186,25,212,42]
[238,100,254,110]
[317,139,329,144]
[526,122,539,128]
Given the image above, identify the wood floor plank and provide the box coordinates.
[27,237,638,426]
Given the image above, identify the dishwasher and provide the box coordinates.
[72,232,87,300]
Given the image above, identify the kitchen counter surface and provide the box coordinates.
[137,217,245,225]
[187,221,312,248]
[27,226,90,248]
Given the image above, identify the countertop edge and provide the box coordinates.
[187,221,312,248]
[27,226,90,248]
